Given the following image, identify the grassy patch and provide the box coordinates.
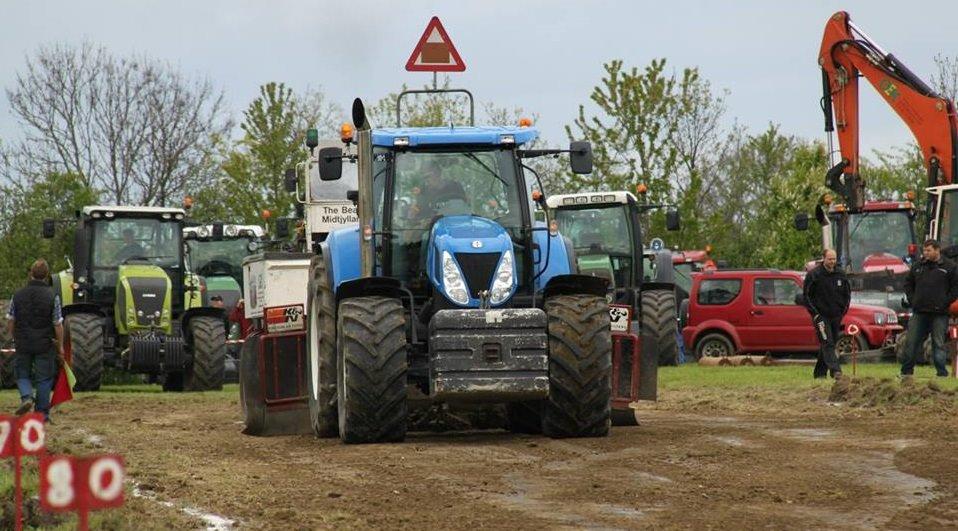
[660,363,958,391]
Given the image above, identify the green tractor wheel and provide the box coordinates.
[66,313,105,392]
[185,316,226,392]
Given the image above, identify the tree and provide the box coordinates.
[0,172,98,297]
[191,82,342,223]
[931,53,958,105]
[565,59,693,198]
[4,42,231,206]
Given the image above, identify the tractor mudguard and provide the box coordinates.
[335,276,405,304]
[542,274,609,299]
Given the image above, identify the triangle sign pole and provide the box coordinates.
[405,16,466,83]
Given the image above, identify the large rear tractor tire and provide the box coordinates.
[642,289,679,365]
[185,316,226,392]
[66,313,104,392]
[336,297,408,444]
[306,257,339,438]
[542,295,612,439]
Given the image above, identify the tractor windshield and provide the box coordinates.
[936,190,958,250]
[186,238,251,279]
[91,217,181,286]
[834,210,914,268]
[384,148,524,282]
[554,205,634,288]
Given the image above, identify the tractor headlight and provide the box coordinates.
[442,251,469,305]
[874,312,886,325]
[225,224,238,237]
[489,250,515,305]
[198,226,210,238]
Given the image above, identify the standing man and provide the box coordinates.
[901,239,957,378]
[6,259,63,421]
[803,248,851,379]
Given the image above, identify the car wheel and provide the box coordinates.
[695,333,735,358]
[835,333,868,358]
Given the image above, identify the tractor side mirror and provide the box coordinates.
[212,222,224,240]
[284,168,297,193]
[569,141,593,174]
[666,210,681,231]
[793,212,809,231]
[42,219,56,239]
[319,147,343,181]
[276,218,291,239]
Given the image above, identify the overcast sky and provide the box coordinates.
[1,0,956,157]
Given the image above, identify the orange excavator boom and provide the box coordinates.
[819,11,958,211]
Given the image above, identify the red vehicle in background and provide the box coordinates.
[682,269,902,359]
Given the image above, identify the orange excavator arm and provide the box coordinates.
[819,11,958,211]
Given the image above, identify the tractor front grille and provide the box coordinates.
[454,252,501,298]
[129,278,168,326]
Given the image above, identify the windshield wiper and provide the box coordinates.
[463,153,508,187]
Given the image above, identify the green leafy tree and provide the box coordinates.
[0,172,99,297]
[191,83,342,224]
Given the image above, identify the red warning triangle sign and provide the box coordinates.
[405,17,466,72]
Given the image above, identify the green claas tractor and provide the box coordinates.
[43,206,227,392]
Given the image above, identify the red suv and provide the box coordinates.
[682,269,903,359]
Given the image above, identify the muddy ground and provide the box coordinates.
[2,373,958,530]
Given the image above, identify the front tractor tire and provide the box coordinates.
[642,289,679,365]
[542,294,612,439]
[66,313,104,392]
[306,257,338,438]
[185,316,226,392]
[336,297,408,444]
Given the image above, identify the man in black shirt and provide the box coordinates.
[901,239,957,377]
[803,249,851,379]
[6,259,64,421]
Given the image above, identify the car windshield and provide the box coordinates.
[385,148,523,282]
[554,205,633,287]
[673,263,693,294]
[834,210,914,267]
[186,238,251,276]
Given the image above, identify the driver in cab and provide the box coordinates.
[115,228,146,264]
[409,160,467,223]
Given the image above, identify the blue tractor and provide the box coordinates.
[305,96,612,443]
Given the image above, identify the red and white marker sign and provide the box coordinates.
[40,455,125,512]
[405,16,466,72]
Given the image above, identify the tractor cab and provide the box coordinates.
[184,223,265,312]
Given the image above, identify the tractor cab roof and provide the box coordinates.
[80,205,187,219]
[372,126,539,148]
[545,191,636,209]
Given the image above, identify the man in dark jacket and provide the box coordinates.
[6,259,63,421]
[902,239,957,377]
[803,249,851,379]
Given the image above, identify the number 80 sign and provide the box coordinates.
[40,455,125,515]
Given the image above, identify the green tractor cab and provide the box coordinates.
[43,206,227,392]
[183,223,265,314]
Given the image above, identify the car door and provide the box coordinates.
[743,276,815,351]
